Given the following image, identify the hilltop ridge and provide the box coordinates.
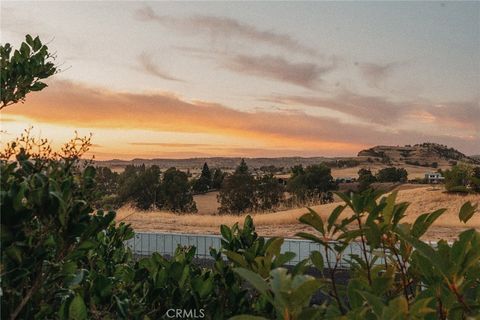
[95,142,479,170]
[358,142,479,166]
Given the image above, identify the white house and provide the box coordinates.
[425,172,444,184]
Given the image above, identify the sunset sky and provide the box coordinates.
[1,1,479,159]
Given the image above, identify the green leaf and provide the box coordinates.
[347,279,365,309]
[68,294,87,320]
[220,224,232,241]
[20,42,30,57]
[382,296,408,319]
[25,34,34,46]
[192,277,214,298]
[358,291,385,317]
[33,36,42,51]
[234,268,269,295]
[13,181,28,211]
[459,201,478,223]
[411,209,446,238]
[310,250,324,271]
[299,208,325,235]
[5,246,23,264]
[291,277,322,307]
[265,237,283,257]
[381,191,398,225]
[225,251,247,267]
[273,252,296,268]
[327,205,345,232]
[396,227,447,277]
[295,232,328,247]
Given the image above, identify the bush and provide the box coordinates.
[0,131,134,319]
[235,190,480,319]
[160,167,197,213]
[444,164,480,193]
[255,174,285,211]
[287,164,337,204]
[376,167,408,183]
[117,164,162,210]
[357,168,377,191]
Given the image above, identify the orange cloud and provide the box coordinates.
[3,80,365,153]
[3,80,479,157]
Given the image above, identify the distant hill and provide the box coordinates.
[95,143,479,171]
[358,143,479,166]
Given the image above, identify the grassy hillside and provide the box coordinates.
[116,185,480,241]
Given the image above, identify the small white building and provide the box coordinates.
[425,172,444,184]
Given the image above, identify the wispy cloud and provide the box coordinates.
[267,92,406,125]
[356,61,401,87]
[138,53,184,82]
[135,5,321,57]
[223,54,333,89]
[268,92,480,135]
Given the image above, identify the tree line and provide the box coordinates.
[357,167,408,191]
[93,159,338,214]
[94,165,197,212]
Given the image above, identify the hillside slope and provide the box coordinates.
[116,185,480,241]
[358,143,479,166]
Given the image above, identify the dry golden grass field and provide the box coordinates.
[330,164,448,180]
[116,185,480,241]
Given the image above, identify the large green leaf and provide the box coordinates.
[310,250,324,271]
[68,295,87,320]
[298,208,325,235]
[327,205,346,232]
[411,209,446,238]
[396,226,447,277]
[459,201,478,223]
[234,268,269,295]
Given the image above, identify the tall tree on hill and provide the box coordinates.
[192,162,212,193]
[211,168,226,189]
[218,159,256,214]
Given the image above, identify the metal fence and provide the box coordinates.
[125,232,388,268]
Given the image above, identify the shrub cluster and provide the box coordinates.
[217,161,337,214]
[191,162,225,194]
[443,165,480,193]
[217,160,285,214]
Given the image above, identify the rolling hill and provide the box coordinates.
[96,142,479,170]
